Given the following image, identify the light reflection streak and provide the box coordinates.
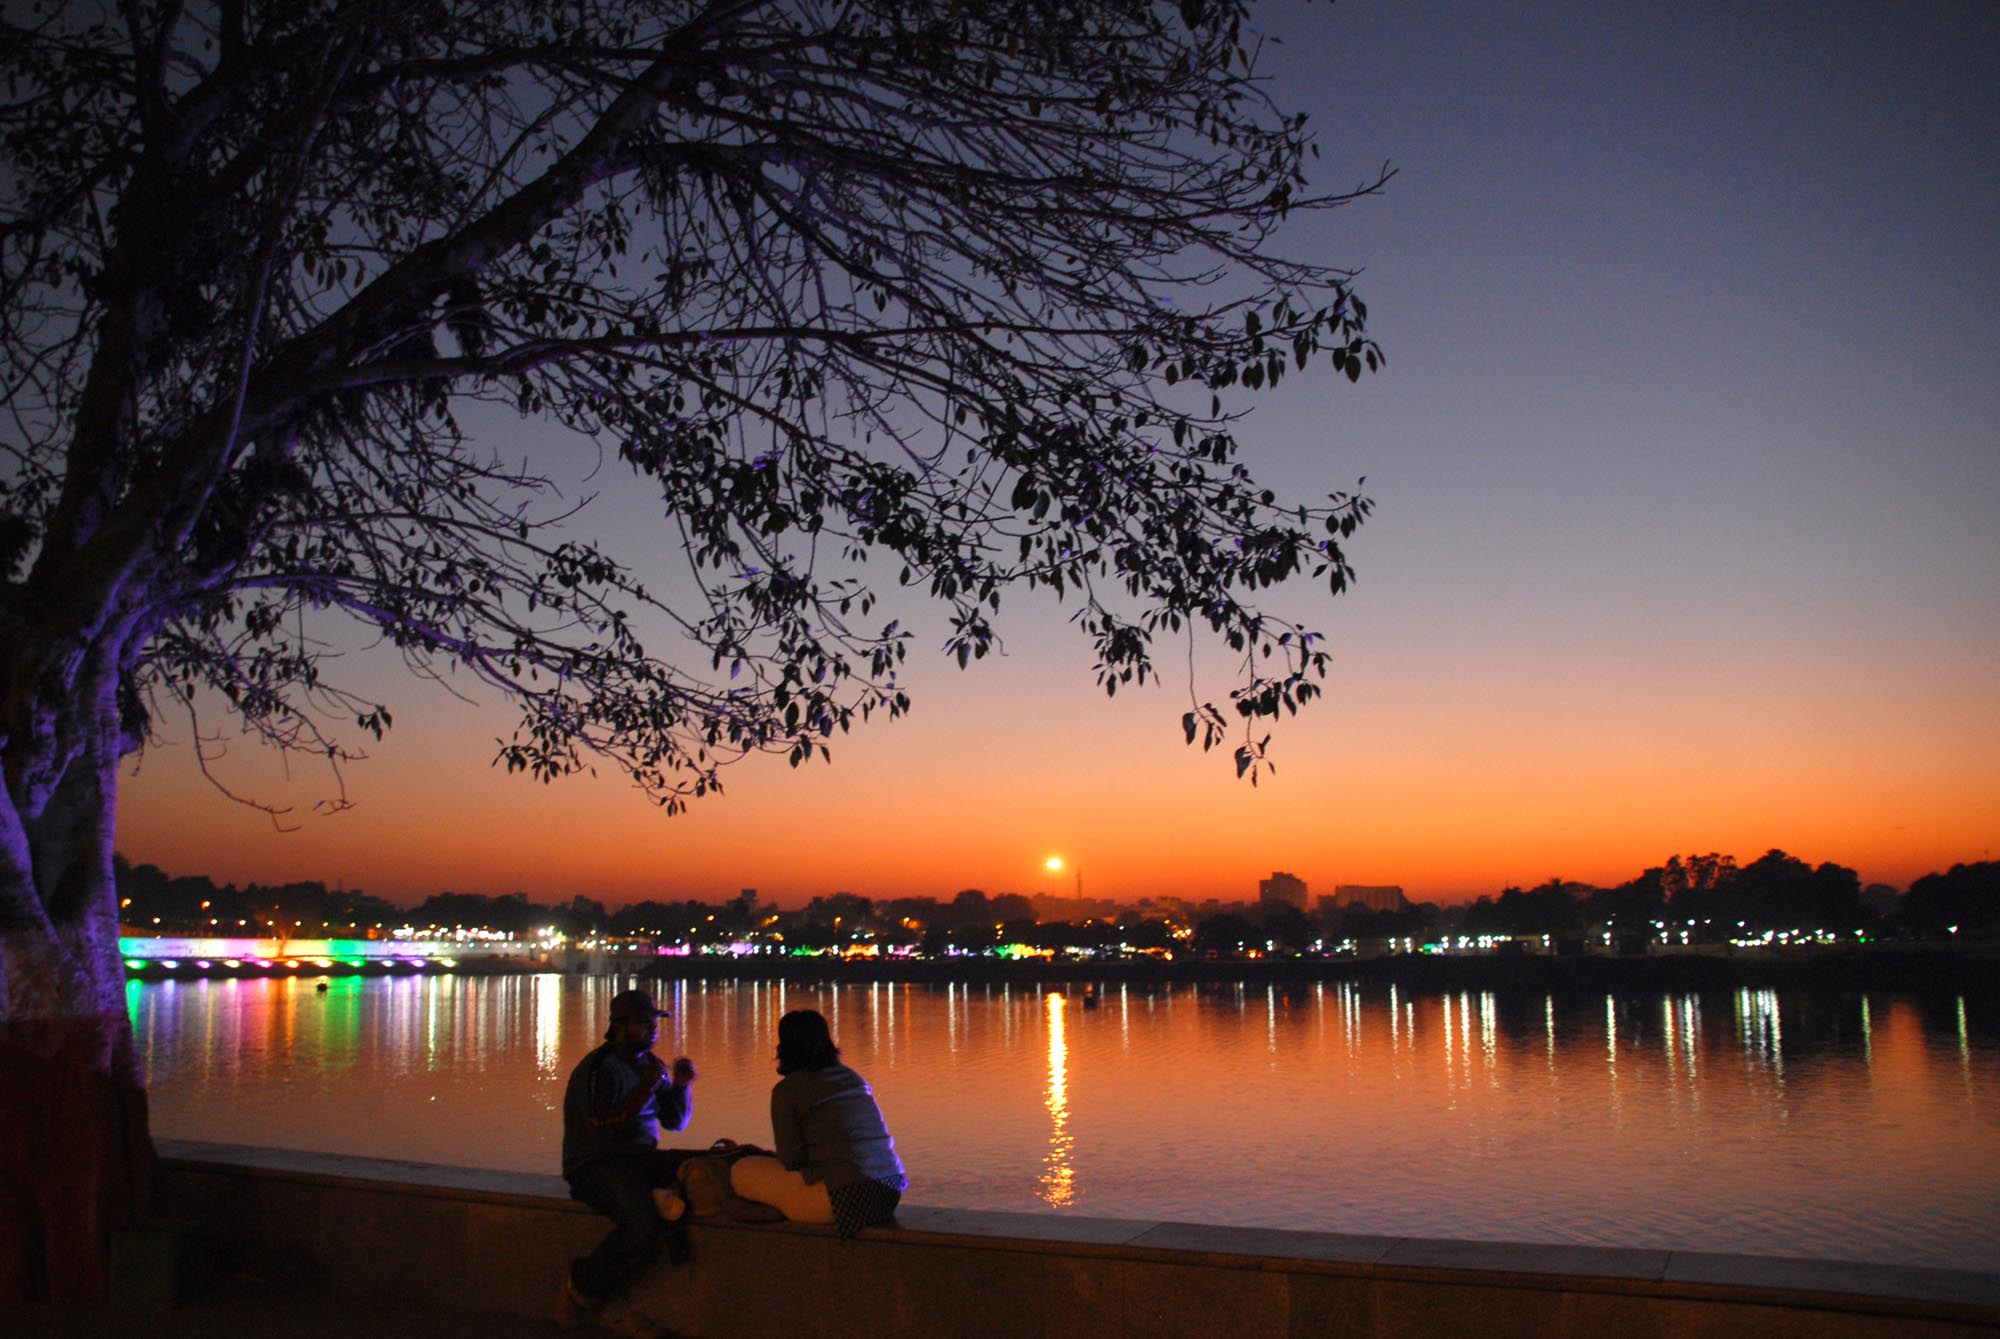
[1479,991,1495,1080]
[1961,997,1973,1095]
[1544,995,1555,1075]
[1448,991,1464,1095]
[1663,996,1676,1078]
[1266,984,1277,1056]
[533,974,560,1077]
[1680,996,1699,1091]
[422,973,440,1072]
[199,979,218,1082]
[1770,992,1782,1069]
[1604,996,1619,1099]
[1732,988,1785,1089]
[279,974,296,1066]
[1460,991,1473,1078]
[1861,996,1873,1068]
[1039,992,1075,1207]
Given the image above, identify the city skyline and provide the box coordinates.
[114,1,1999,909]
[111,838,1964,917]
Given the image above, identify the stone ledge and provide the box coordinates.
[153,1140,2000,1333]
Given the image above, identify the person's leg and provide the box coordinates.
[567,1158,670,1299]
[728,1155,834,1224]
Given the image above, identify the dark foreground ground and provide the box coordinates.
[4,1280,581,1339]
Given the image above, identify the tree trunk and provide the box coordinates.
[0,657,154,1302]
[0,1007,152,1301]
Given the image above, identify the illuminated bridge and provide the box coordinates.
[118,936,544,980]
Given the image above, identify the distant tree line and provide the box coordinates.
[115,855,400,937]
[1450,851,1996,942]
[116,851,1997,949]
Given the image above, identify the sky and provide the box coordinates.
[114,1,2000,909]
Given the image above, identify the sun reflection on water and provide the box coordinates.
[533,973,560,1077]
[1040,991,1075,1208]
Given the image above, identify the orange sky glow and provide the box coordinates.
[110,4,2000,911]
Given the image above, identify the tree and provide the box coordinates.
[1899,862,1997,938]
[1729,850,1861,934]
[1662,852,1737,924]
[0,0,1386,1294]
[1342,902,1429,940]
[1193,912,1259,958]
[1260,902,1314,953]
[1587,866,1666,936]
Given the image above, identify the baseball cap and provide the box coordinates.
[609,988,669,1021]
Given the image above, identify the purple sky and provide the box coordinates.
[118,1,2000,907]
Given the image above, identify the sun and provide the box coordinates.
[1044,856,1064,873]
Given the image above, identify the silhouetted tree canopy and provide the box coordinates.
[1730,850,1860,933]
[1461,881,1581,936]
[1900,862,1998,936]
[1587,866,1666,932]
[115,854,398,933]
[1339,903,1431,938]
[2,4,1388,1283]
[1193,912,1258,956]
[1260,902,1314,951]
[1661,853,1738,923]
[409,890,541,934]
[3,0,1387,910]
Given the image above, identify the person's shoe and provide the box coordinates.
[651,1186,686,1221]
[555,1275,601,1330]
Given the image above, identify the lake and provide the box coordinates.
[129,972,2000,1272]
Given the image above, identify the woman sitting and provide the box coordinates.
[729,1008,906,1236]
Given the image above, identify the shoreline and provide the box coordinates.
[115,944,1999,993]
[632,945,2000,994]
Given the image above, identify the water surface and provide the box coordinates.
[131,974,2000,1271]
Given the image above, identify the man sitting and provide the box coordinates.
[558,988,697,1326]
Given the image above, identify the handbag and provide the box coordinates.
[676,1138,785,1222]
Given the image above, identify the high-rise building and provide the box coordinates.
[1259,871,1308,911]
[1332,884,1407,914]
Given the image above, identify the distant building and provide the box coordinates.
[1030,893,1120,923]
[1259,871,1308,911]
[1332,884,1408,914]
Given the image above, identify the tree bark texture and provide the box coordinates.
[0,642,155,1302]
